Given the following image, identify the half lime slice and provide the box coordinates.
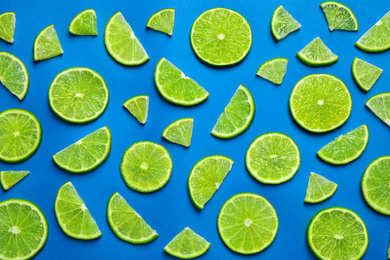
[297,37,338,67]
[256,57,288,85]
[123,95,149,124]
[146,8,175,36]
[162,118,193,147]
[0,170,29,190]
[304,172,337,203]
[271,6,301,41]
[366,92,390,127]
[0,12,15,43]
[69,9,98,36]
[352,58,383,92]
[320,1,358,31]
[33,24,63,61]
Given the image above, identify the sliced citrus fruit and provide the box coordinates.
[320,1,358,31]
[366,92,390,126]
[304,172,337,203]
[256,57,288,85]
[123,95,149,124]
[162,118,193,147]
[69,9,98,36]
[0,12,15,43]
[33,24,63,61]
[352,58,383,92]
[271,6,301,41]
[297,37,338,67]
[0,170,29,190]
[146,8,175,36]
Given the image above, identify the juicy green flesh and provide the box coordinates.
[34,25,63,61]
[69,9,98,35]
[165,227,210,258]
[0,12,15,43]
[0,52,29,100]
[304,173,337,203]
[162,118,193,147]
[1,170,29,190]
[352,58,382,92]
[123,95,149,124]
[366,93,390,126]
[147,8,175,35]
[320,2,358,31]
[297,37,338,66]
[257,58,288,85]
[271,6,301,41]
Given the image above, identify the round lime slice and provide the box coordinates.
[271,6,301,41]
[256,57,288,85]
[320,1,358,31]
[304,172,338,203]
[69,9,98,36]
[352,58,383,92]
[0,12,15,43]
[162,118,193,147]
[33,24,63,61]
[366,92,390,127]
[297,37,338,67]
[123,95,149,124]
[0,170,29,190]
[146,8,175,36]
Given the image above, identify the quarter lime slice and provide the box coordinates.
[146,8,175,36]
[352,58,383,92]
[55,181,101,240]
[107,192,158,244]
[162,118,193,147]
[121,141,173,193]
[246,132,300,184]
[0,170,29,190]
[105,12,149,66]
[0,199,48,260]
[366,92,390,127]
[0,12,15,43]
[155,58,209,106]
[190,8,252,66]
[304,172,337,203]
[271,6,301,41]
[0,109,42,163]
[320,1,358,31]
[317,125,369,165]
[33,24,63,61]
[307,207,368,260]
[188,155,233,210]
[123,95,149,124]
[164,227,210,259]
[256,57,288,85]
[211,85,255,139]
[69,9,98,36]
[218,193,278,255]
[297,37,338,67]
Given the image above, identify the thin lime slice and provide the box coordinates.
[320,1,358,31]
[352,58,383,92]
[290,74,352,133]
[69,9,98,36]
[107,192,158,244]
[256,57,288,85]
[155,58,209,106]
[0,109,42,163]
[218,193,278,255]
[105,12,149,66]
[0,12,15,43]
[123,95,149,124]
[49,67,109,124]
[53,126,111,173]
[366,92,390,127]
[164,227,210,259]
[120,141,173,193]
[188,155,233,210]
[190,8,252,66]
[0,51,29,100]
[211,85,255,139]
[0,199,48,260]
[0,170,29,190]
[317,125,369,165]
[304,172,337,203]
[271,6,301,41]
[297,37,338,67]
[146,8,175,36]
[33,24,63,61]
[246,132,300,184]
[55,181,101,240]
[307,207,368,260]
[162,118,193,147]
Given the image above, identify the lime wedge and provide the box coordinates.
[188,155,233,210]
[105,12,149,66]
[256,57,288,85]
[0,170,29,190]
[162,118,193,147]
[33,24,63,61]
[366,92,390,127]
[246,132,300,184]
[307,207,368,260]
[0,12,15,43]
[155,58,209,106]
[304,172,337,203]
[0,109,42,163]
[55,181,101,240]
[121,141,173,193]
[146,8,175,36]
[297,37,338,67]
[190,8,252,66]
[218,193,278,255]
[211,85,255,139]
[352,58,383,92]
[164,227,210,259]
[317,125,369,165]
[0,51,29,100]
[107,192,158,244]
[69,9,98,36]
[271,6,301,41]
[0,199,48,260]
[123,95,149,124]
[320,1,358,31]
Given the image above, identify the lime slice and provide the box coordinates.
[53,126,111,173]
[55,181,101,240]
[246,132,300,184]
[146,8,175,36]
[218,193,278,255]
[107,192,158,244]
[120,141,173,193]
[352,58,383,92]
[307,207,368,260]
[162,118,193,147]
[297,37,338,67]
[271,6,301,41]
[366,92,390,127]
[33,24,63,61]
[190,8,252,66]
[320,1,358,31]
[0,12,15,43]
[164,227,210,259]
[211,85,255,139]
[188,155,233,210]
[290,74,352,133]
[0,170,29,190]
[49,67,109,124]
[0,199,48,260]
[304,172,337,203]
[69,9,98,36]
[317,125,369,165]
[0,109,42,163]
[105,12,149,66]
[123,95,149,124]
[256,57,288,85]
[0,51,29,100]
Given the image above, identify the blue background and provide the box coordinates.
[1,0,390,259]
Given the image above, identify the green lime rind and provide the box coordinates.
[320,1,358,32]
[0,199,48,260]
[33,24,63,61]
[162,118,193,147]
[297,37,338,67]
[317,125,369,165]
[304,172,337,203]
[107,192,158,244]
[0,170,29,190]
[271,6,301,41]
[188,155,234,210]
[146,8,175,36]
[352,58,383,92]
[123,95,149,124]
[69,9,98,36]
[0,12,15,43]
[366,92,390,127]
[256,57,288,85]
[307,207,368,260]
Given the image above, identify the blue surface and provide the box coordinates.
[1,0,390,259]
